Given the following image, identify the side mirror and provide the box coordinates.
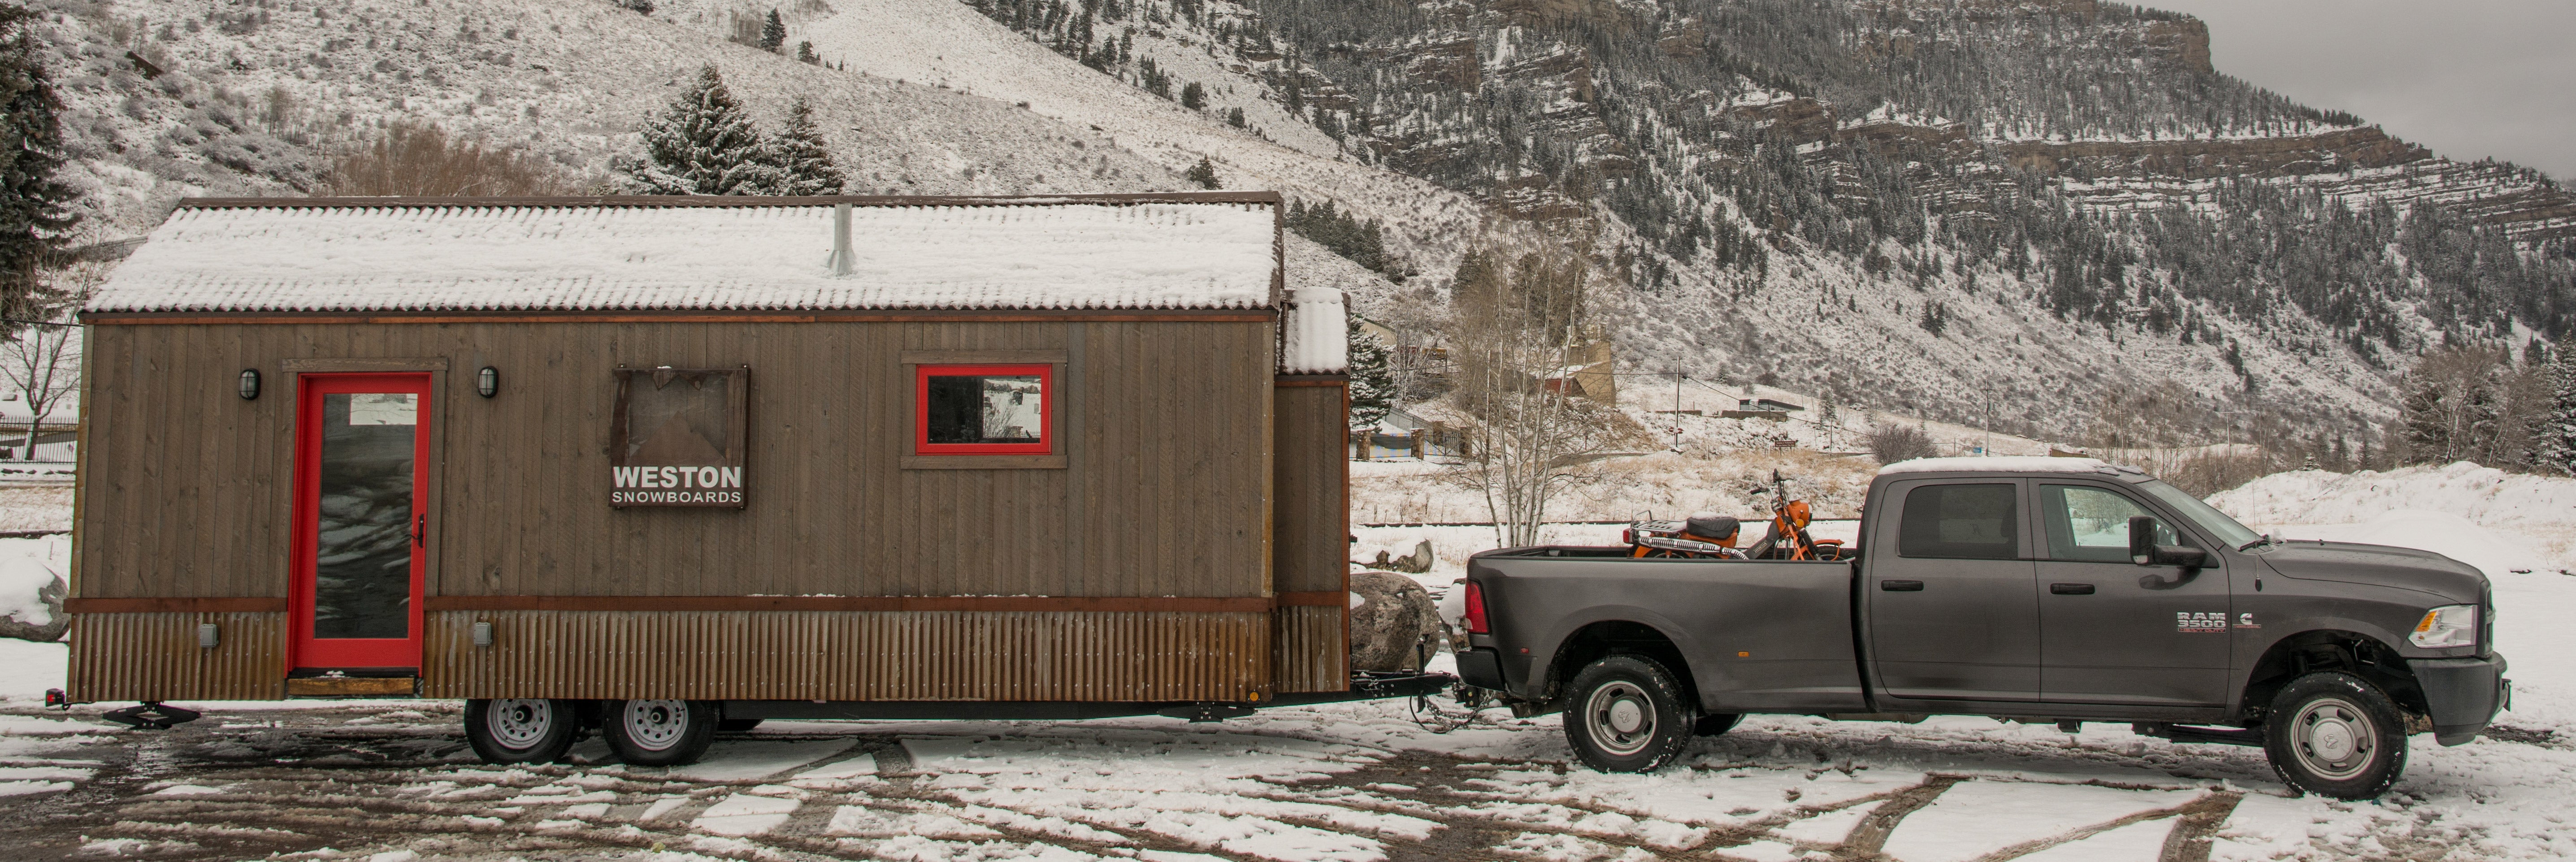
[2128,515,2208,568]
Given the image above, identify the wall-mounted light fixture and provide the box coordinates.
[237,369,260,400]
[477,366,499,398]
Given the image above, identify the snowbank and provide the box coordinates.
[2210,461,2576,535]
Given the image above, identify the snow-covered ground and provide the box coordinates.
[5,463,2575,860]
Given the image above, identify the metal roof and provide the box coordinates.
[87,193,1282,314]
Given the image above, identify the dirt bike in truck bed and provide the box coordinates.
[1453,457,2510,800]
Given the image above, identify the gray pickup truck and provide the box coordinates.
[1455,458,2510,800]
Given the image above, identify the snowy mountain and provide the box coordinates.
[30,0,2576,446]
[937,0,2575,441]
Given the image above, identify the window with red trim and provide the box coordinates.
[915,364,1053,455]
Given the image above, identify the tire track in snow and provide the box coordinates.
[1839,774,1965,856]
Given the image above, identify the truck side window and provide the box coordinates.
[2039,485,2182,563]
[1896,484,2018,559]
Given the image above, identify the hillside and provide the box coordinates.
[29,0,1196,228]
[26,0,2576,448]
[943,0,2576,442]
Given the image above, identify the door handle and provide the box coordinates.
[411,513,426,547]
[2051,583,2095,595]
[1880,580,1924,592]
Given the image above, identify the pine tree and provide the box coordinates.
[0,4,79,316]
[797,41,818,64]
[2399,377,2449,464]
[759,9,786,52]
[1184,156,1219,189]
[1347,315,1394,432]
[624,65,772,195]
[1226,107,1246,128]
[1180,81,1204,110]
[762,98,846,195]
[2534,341,2576,475]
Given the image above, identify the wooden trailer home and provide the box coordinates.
[62,192,1391,763]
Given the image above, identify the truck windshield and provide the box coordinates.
[2133,479,2263,549]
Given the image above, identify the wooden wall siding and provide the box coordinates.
[1271,384,1348,595]
[1271,606,1347,693]
[68,613,286,702]
[77,321,1275,602]
[422,611,1270,701]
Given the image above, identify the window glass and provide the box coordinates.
[2041,485,2181,563]
[1896,483,2018,559]
[2132,479,2263,549]
[312,392,416,640]
[916,364,1052,454]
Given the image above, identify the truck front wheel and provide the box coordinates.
[2263,672,2408,800]
[1563,655,1696,773]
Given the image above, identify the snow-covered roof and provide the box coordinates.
[1877,456,2123,476]
[1278,285,1348,374]
[87,195,1280,313]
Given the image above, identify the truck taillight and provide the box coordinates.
[1464,580,1489,634]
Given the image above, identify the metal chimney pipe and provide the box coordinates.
[829,202,854,276]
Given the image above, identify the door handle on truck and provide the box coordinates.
[1880,580,1924,591]
[2050,583,2095,595]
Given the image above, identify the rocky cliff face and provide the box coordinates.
[1039,0,2572,440]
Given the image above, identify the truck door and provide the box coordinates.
[1867,480,2040,702]
[2033,483,2229,706]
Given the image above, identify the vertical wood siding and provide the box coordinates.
[68,613,286,702]
[77,321,1274,601]
[421,611,1269,701]
[1271,383,1349,691]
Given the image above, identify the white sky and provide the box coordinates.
[2142,0,2576,180]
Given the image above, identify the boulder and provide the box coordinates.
[0,572,65,643]
[1349,570,1441,672]
[0,542,68,642]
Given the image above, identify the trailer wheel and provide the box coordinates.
[1695,713,1744,736]
[464,699,577,764]
[2263,672,2408,800]
[602,699,718,767]
[1563,654,1695,773]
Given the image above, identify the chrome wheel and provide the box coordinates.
[2290,695,2377,781]
[621,699,692,752]
[485,699,555,750]
[1583,680,1657,758]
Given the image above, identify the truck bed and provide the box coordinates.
[1470,548,1869,713]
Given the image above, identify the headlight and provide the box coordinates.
[2409,605,2479,649]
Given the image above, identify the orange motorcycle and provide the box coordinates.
[1624,470,1843,561]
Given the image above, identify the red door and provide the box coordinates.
[290,373,431,672]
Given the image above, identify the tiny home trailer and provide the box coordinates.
[62,192,1414,764]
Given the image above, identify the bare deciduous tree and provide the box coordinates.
[1440,232,1638,547]
[326,121,578,197]
[1,264,97,461]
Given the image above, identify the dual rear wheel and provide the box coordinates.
[463,698,725,766]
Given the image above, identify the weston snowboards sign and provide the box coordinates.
[610,367,749,508]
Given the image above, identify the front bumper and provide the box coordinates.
[2411,653,2509,746]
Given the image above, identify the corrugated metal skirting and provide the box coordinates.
[1271,606,1348,693]
[69,613,286,702]
[423,611,1272,702]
